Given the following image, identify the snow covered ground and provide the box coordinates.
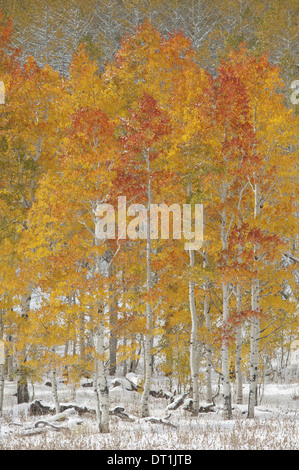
[0,375,298,450]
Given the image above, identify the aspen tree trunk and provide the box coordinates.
[248,280,260,418]
[129,335,140,373]
[109,320,117,375]
[86,321,93,365]
[122,338,127,376]
[0,363,4,416]
[141,150,153,418]
[0,311,4,415]
[93,350,101,429]
[72,339,76,356]
[64,341,69,358]
[95,318,110,433]
[222,282,232,419]
[93,225,110,432]
[141,220,152,417]
[108,262,117,376]
[189,248,199,415]
[7,343,14,382]
[0,351,4,415]
[121,267,127,377]
[186,181,200,413]
[203,251,213,403]
[79,312,85,364]
[221,185,232,419]
[248,183,261,418]
[204,294,213,403]
[235,285,243,404]
[16,370,29,403]
[235,325,243,404]
[17,289,31,404]
[51,366,60,414]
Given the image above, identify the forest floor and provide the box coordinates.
[0,372,298,450]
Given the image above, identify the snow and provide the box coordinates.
[0,375,298,450]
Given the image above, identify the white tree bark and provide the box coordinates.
[189,249,200,414]
[0,364,4,416]
[235,285,243,404]
[0,311,4,416]
[93,360,101,429]
[220,184,232,419]
[93,219,110,432]
[95,318,110,433]
[108,263,117,376]
[248,280,260,418]
[17,289,32,404]
[7,345,14,382]
[50,366,60,415]
[141,151,153,418]
[204,294,213,403]
[222,282,232,419]
[248,182,261,418]
[203,251,213,403]
[79,311,85,363]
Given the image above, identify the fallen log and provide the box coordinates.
[29,399,96,416]
[81,381,93,388]
[60,404,96,415]
[166,392,189,411]
[125,373,140,392]
[10,408,79,436]
[183,398,216,413]
[33,420,66,430]
[144,417,178,428]
[45,407,77,422]
[182,398,193,412]
[29,399,139,423]
[111,378,134,391]
[23,427,51,436]
[198,402,216,413]
[149,385,170,398]
[29,400,52,415]
[109,406,136,422]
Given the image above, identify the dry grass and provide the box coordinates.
[1,381,298,450]
[0,413,298,450]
